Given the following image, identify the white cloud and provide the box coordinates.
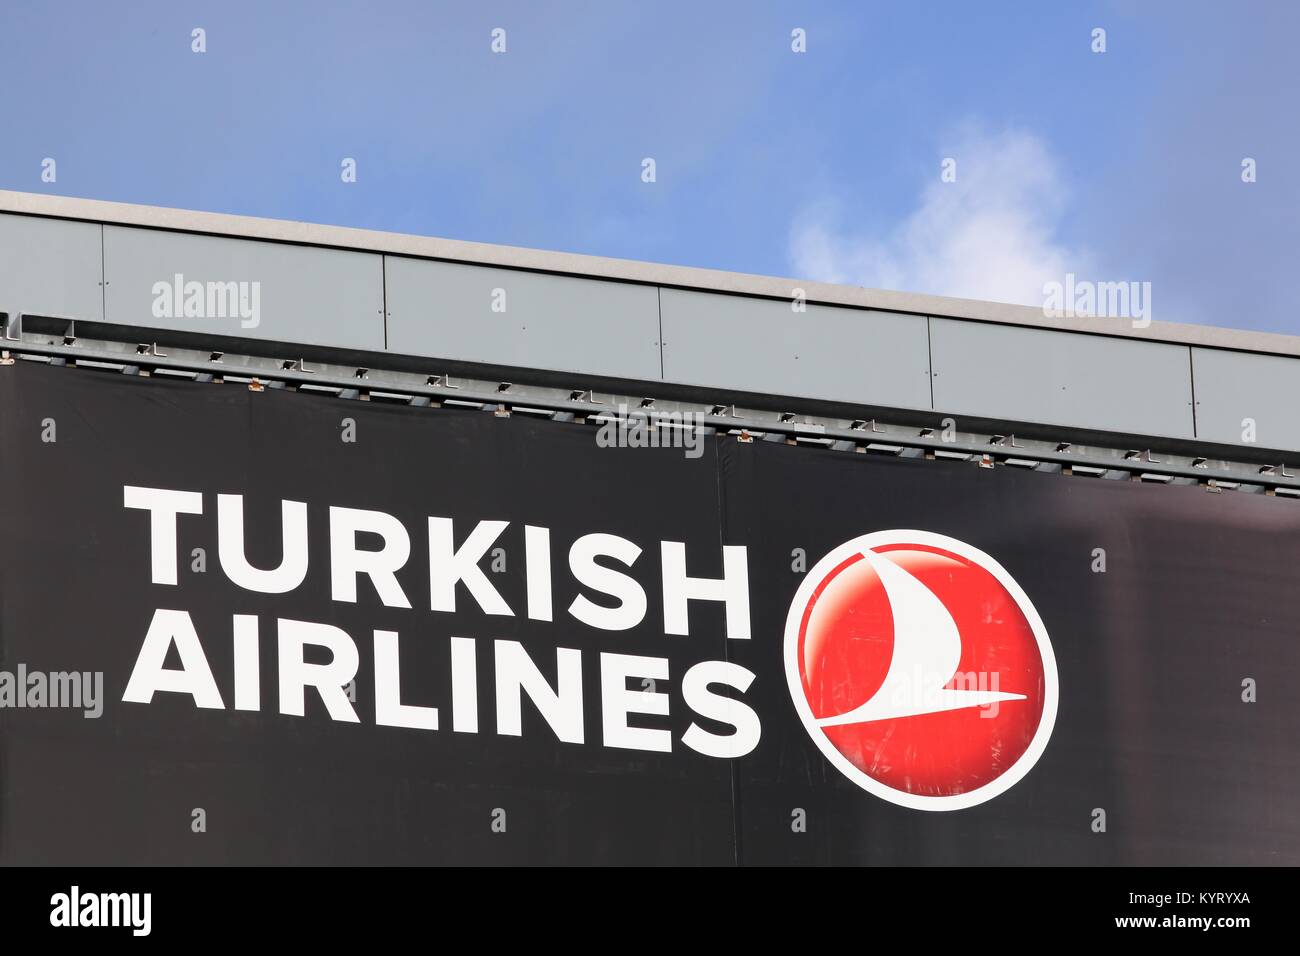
[789,127,1093,306]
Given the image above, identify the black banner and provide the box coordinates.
[0,359,1297,866]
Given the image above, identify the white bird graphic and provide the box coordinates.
[815,548,1024,727]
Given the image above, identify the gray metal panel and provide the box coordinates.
[0,213,103,321]
[658,289,932,408]
[1191,348,1300,451]
[384,256,661,380]
[101,225,384,351]
[930,318,1195,438]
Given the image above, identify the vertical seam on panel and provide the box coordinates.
[926,315,935,409]
[99,223,107,321]
[657,286,665,379]
[381,256,389,351]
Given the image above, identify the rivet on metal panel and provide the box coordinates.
[737,430,753,443]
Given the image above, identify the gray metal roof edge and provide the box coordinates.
[2,188,1293,358]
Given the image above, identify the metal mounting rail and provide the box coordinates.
[2,328,1297,497]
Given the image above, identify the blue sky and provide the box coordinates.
[1,1,1295,332]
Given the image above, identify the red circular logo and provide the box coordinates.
[784,531,1057,810]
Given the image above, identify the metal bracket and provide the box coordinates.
[1125,448,1162,464]
[849,419,885,433]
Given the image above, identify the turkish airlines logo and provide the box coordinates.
[784,530,1058,810]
